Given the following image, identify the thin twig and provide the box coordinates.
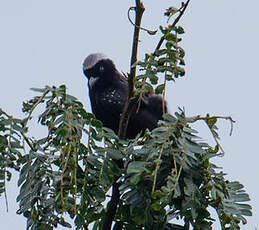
[196,115,235,155]
[4,180,8,212]
[21,89,50,152]
[20,132,36,152]
[118,0,145,139]
[128,7,157,35]
[198,115,235,136]
[153,0,190,54]
[152,126,180,195]
[4,112,10,210]
[152,143,165,194]
[23,89,50,126]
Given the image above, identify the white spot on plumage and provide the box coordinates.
[101,88,124,106]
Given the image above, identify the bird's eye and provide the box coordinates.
[99,65,104,72]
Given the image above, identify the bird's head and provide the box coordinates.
[83,53,118,88]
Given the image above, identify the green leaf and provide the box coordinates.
[30,87,46,93]
[149,74,158,85]
[75,214,85,229]
[91,119,103,128]
[103,127,118,139]
[155,49,168,56]
[144,211,153,228]
[92,186,105,201]
[127,161,145,174]
[155,84,165,94]
[59,218,72,228]
[165,33,177,42]
[129,173,142,185]
[107,148,124,160]
[176,26,185,34]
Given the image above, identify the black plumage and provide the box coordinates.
[83,53,167,139]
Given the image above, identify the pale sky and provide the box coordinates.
[0,0,258,229]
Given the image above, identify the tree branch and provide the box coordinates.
[101,181,121,230]
[118,0,145,139]
[102,1,145,230]
[154,0,190,54]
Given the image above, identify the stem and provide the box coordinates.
[151,123,178,195]
[22,89,50,152]
[162,61,167,116]
[127,7,156,35]
[73,145,78,215]
[20,132,36,152]
[102,1,145,230]
[196,115,235,155]
[198,115,235,136]
[154,0,190,54]
[152,143,165,194]
[101,181,121,230]
[23,89,50,126]
[129,0,145,84]
[4,169,9,212]
[118,0,145,139]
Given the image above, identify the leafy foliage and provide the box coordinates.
[0,1,252,230]
[0,85,252,229]
[0,109,23,203]
[134,24,186,97]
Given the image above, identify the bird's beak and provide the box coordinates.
[88,77,100,89]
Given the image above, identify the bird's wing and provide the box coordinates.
[125,95,166,138]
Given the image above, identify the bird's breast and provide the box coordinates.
[100,88,124,105]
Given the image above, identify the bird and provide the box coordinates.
[82,53,167,139]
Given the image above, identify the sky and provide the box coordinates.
[0,0,258,229]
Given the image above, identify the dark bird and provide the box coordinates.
[83,53,167,139]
